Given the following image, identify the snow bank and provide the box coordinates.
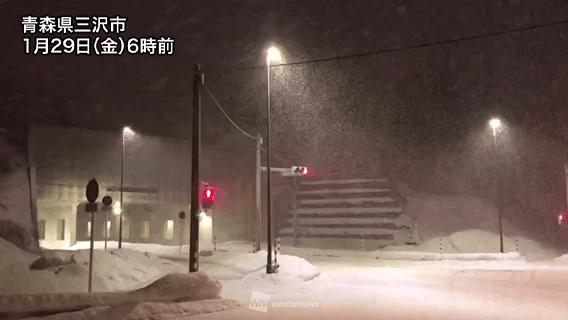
[551,254,568,265]
[266,254,321,281]
[70,241,215,257]
[379,230,560,261]
[0,238,187,295]
[405,195,527,242]
[199,250,320,281]
[20,299,241,320]
[0,273,225,319]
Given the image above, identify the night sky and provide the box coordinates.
[2,1,568,174]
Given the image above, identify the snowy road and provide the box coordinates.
[62,240,568,319]
[170,255,568,319]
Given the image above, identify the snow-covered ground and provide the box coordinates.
[0,238,187,294]
[4,227,568,319]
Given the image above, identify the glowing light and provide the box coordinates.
[113,202,121,215]
[489,118,501,129]
[123,126,132,134]
[302,167,309,176]
[203,187,215,201]
[266,46,282,65]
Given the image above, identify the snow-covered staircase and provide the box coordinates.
[278,177,418,250]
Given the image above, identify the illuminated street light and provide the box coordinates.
[266,46,282,65]
[489,117,504,253]
[489,118,501,136]
[265,45,283,274]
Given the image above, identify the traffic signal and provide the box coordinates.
[559,213,567,225]
[202,186,215,209]
[292,166,310,176]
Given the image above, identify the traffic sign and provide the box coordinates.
[85,203,98,213]
[86,178,99,203]
[102,196,113,206]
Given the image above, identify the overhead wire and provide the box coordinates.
[204,85,289,164]
[205,18,568,73]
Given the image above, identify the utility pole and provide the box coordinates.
[189,64,204,273]
[255,134,262,252]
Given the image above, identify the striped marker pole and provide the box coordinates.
[274,238,278,265]
[214,236,216,252]
[253,238,256,253]
[361,236,365,251]
[515,239,519,253]
[439,238,442,255]
[277,237,281,255]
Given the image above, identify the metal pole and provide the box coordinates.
[266,61,275,274]
[255,134,262,252]
[104,211,108,251]
[119,131,124,249]
[189,64,203,273]
[494,133,504,253]
[179,221,183,255]
[564,164,568,213]
[88,212,95,292]
[292,175,299,247]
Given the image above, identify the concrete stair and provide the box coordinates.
[278,177,418,250]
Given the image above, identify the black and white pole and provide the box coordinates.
[439,238,442,255]
[277,237,281,255]
[274,238,278,265]
[361,236,365,251]
[88,211,95,292]
[253,237,256,253]
[214,236,217,252]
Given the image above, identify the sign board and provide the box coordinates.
[86,179,99,203]
[179,211,187,220]
[85,203,98,213]
[102,196,113,206]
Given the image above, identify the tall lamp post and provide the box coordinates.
[490,118,504,253]
[266,46,282,274]
[119,126,133,249]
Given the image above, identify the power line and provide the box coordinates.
[206,18,568,73]
[204,85,289,164]
[204,85,256,140]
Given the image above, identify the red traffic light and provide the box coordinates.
[203,186,215,201]
[558,213,568,224]
[293,166,310,176]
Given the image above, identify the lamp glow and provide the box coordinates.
[489,118,501,136]
[266,47,282,65]
[489,118,501,129]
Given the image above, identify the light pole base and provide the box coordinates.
[266,263,279,274]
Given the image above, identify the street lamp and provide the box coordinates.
[489,118,504,253]
[119,126,134,249]
[266,46,282,274]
